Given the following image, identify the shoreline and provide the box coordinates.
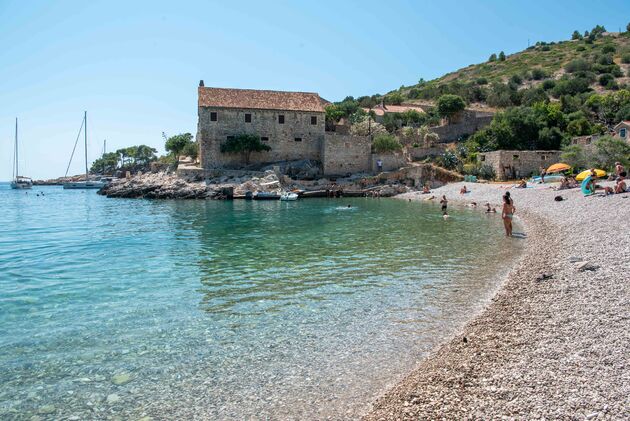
[364,181,629,419]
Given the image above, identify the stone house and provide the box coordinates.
[478,150,561,181]
[197,83,328,169]
[613,121,630,142]
[196,82,381,176]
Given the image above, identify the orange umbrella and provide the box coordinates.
[546,163,571,173]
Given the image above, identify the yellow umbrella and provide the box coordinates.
[576,169,606,181]
[546,163,571,173]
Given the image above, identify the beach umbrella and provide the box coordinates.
[546,163,571,173]
[575,169,606,181]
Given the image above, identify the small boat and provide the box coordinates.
[63,111,107,190]
[10,118,33,190]
[63,180,106,189]
[253,192,280,200]
[280,192,298,201]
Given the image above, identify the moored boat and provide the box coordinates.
[10,118,33,190]
[280,192,298,201]
[63,112,107,190]
[253,192,280,200]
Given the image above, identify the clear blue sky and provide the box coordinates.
[1,0,627,180]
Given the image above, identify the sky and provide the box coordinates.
[1,0,628,180]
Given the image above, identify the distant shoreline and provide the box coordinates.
[365,181,629,419]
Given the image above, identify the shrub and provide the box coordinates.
[621,54,630,64]
[576,45,586,52]
[601,44,616,54]
[530,68,548,80]
[541,79,556,91]
[436,94,466,120]
[564,59,590,73]
[476,77,488,85]
[408,88,421,99]
[594,136,630,168]
[540,45,551,51]
[560,145,590,169]
[599,73,615,86]
[498,51,506,61]
[220,134,271,165]
[372,133,402,153]
[488,53,497,62]
[384,92,404,105]
[597,54,614,65]
[509,74,523,85]
[350,119,387,136]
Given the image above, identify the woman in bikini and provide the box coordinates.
[502,194,515,237]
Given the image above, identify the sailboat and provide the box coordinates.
[10,118,33,189]
[63,112,106,189]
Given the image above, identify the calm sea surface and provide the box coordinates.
[0,183,521,420]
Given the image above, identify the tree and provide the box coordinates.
[488,53,497,62]
[372,133,402,153]
[436,94,466,122]
[181,142,198,160]
[627,22,630,33]
[90,152,119,174]
[220,134,271,165]
[350,118,386,136]
[498,51,506,61]
[165,133,194,158]
[134,145,158,165]
[384,92,404,105]
[594,136,630,168]
[560,145,590,169]
[571,30,583,40]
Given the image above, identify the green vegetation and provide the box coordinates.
[165,133,194,157]
[436,94,466,121]
[561,136,630,170]
[220,134,271,165]
[90,145,157,174]
[372,133,402,153]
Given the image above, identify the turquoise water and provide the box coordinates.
[0,183,520,420]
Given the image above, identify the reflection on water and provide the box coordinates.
[0,184,521,420]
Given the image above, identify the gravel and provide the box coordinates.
[364,181,630,420]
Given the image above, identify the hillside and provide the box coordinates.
[394,28,630,108]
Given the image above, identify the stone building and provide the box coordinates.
[613,121,630,142]
[478,150,561,181]
[197,83,328,169]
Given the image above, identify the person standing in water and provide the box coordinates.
[440,195,448,213]
[501,194,515,237]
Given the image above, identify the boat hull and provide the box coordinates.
[10,181,33,189]
[63,182,106,190]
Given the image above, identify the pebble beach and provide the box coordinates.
[365,181,630,420]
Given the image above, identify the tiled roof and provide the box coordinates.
[614,120,630,128]
[198,87,327,112]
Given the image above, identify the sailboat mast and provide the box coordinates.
[103,139,106,175]
[84,111,88,180]
[15,118,18,179]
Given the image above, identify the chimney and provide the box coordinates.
[199,80,205,87]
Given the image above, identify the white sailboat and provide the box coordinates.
[10,118,33,190]
[63,111,106,190]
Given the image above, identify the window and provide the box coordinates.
[512,154,519,160]
[278,115,285,124]
[245,113,252,123]
[480,155,486,162]
[311,116,317,125]
[541,155,547,161]
[210,112,217,122]
[294,137,302,142]
[261,136,269,142]
[621,128,627,138]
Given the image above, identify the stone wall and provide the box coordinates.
[322,133,371,176]
[409,145,447,160]
[430,114,493,143]
[198,106,325,169]
[478,150,562,181]
[371,152,408,172]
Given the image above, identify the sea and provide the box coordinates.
[0,183,521,420]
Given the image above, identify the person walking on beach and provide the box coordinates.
[376,159,383,173]
[540,166,546,183]
[440,195,448,213]
[502,194,515,237]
